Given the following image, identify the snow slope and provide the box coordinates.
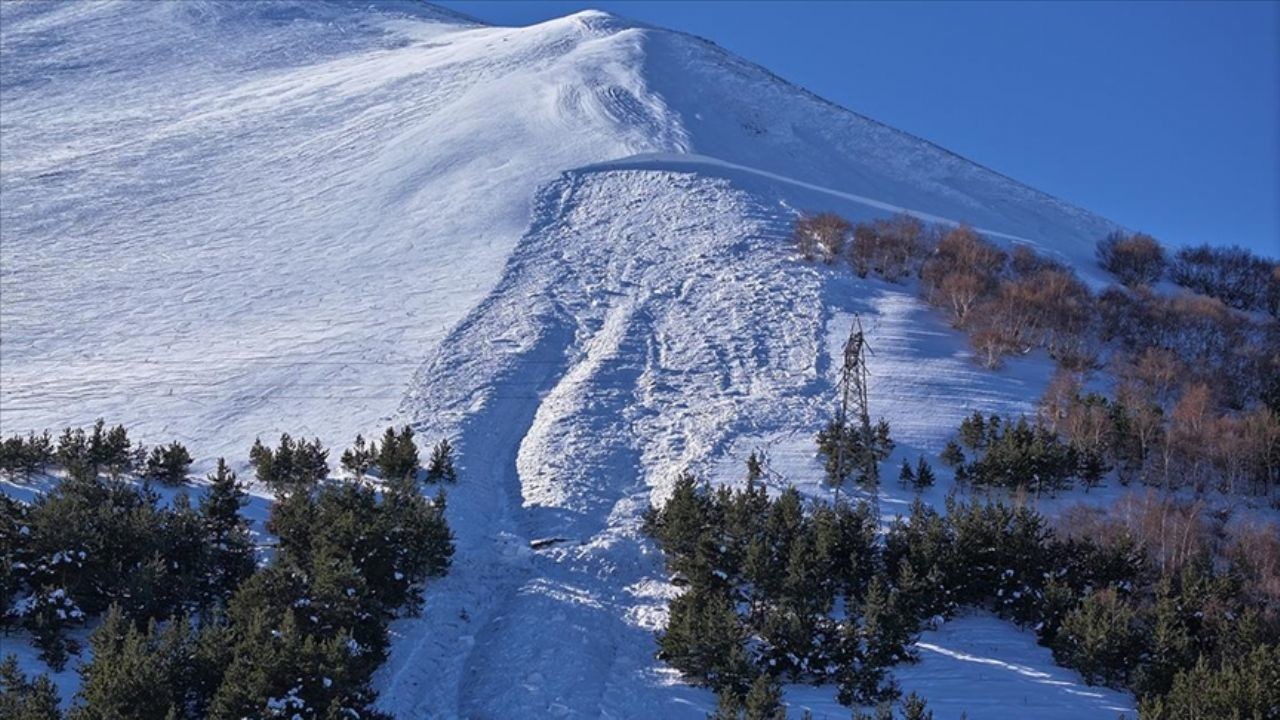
[1,2,1133,717]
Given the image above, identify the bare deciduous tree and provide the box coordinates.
[794,212,851,264]
[1097,231,1166,287]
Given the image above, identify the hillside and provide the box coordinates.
[1,2,1137,718]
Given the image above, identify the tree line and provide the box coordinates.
[1,421,457,719]
[645,456,1278,719]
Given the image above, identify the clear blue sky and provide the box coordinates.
[437,0,1279,255]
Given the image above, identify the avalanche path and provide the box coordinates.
[376,164,1133,719]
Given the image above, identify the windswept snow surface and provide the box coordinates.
[2,2,1133,717]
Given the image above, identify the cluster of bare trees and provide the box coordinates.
[793,212,853,264]
[971,254,1096,369]
[1038,359,1280,496]
[790,212,1279,496]
[1057,491,1279,604]
[919,226,1004,326]
[1096,231,1167,287]
[1098,286,1276,409]
[849,214,931,281]
[1170,244,1280,316]
[915,228,1098,370]
[793,211,934,279]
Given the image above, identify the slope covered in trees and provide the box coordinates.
[1,421,456,718]
[792,212,1280,500]
[646,457,1279,718]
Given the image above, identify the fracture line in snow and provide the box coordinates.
[580,152,1051,248]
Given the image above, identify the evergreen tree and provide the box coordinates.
[742,673,786,720]
[294,438,330,489]
[658,583,752,694]
[1,432,54,481]
[339,434,374,480]
[898,459,915,487]
[423,438,456,484]
[1138,643,1280,720]
[200,459,255,607]
[746,451,764,485]
[0,435,21,479]
[0,655,63,720]
[816,419,894,489]
[646,473,707,568]
[376,426,419,482]
[939,440,965,468]
[957,412,987,450]
[101,424,132,479]
[56,428,92,482]
[1134,577,1195,699]
[1051,587,1144,687]
[73,607,176,719]
[862,575,916,670]
[144,442,192,486]
[152,493,208,617]
[248,437,276,486]
[900,692,933,720]
[22,588,80,671]
[377,477,454,614]
[710,687,744,720]
[912,457,935,491]
[251,435,327,494]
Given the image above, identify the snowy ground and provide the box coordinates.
[1,2,1142,717]
[374,166,1134,719]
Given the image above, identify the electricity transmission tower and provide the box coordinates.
[833,314,877,514]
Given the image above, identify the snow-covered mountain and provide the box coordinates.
[1,2,1133,717]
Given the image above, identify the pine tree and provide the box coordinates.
[658,583,752,694]
[396,427,420,480]
[710,687,744,720]
[939,440,965,468]
[1134,577,1194,699]
[339,434,374,480]
[746,451,764,485]
[423,438,456,484]
[376,427,419,482]
[1138,643,1280,720]
[898,459,915,487]
[742,673,786,720]
[73,607,175,719]
[248,437,276,486]
[646,473,707,566]
[200,459,255,607]
[155,492,208,616]
[294,438,330,488]
[144,442,192,486]
[100,425,132,479]
[0,655,63,720]
[252,435,327,494]
[86,420,108,478]
[912,457,936,491]
[862,575,916,669]
[958,412,987,450]
[56,427,92,482]
[379,477,454,613]
[900,692,933,720]
[24,588,77,672]
[1051,587,1143,687]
